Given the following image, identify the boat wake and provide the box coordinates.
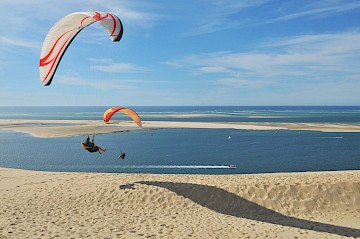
[85,165,236,169]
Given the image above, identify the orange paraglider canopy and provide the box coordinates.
[103,107,142,127]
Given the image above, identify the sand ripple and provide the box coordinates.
[0,169,359,238]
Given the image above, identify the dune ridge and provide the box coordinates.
[0,168,359,238]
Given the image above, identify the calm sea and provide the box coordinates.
[0,106,359,174]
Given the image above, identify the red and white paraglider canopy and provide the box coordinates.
[39,12,123,86]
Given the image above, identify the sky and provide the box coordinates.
[0,0,359,106]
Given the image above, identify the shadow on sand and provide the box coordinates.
[128,181,360,238]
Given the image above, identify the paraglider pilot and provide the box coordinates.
[82,135,106,154]
[119,152,126,159]
[92,137,106,154]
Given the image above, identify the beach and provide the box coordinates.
[0,168,359,238]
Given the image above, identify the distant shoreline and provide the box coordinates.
[1,119,360,138]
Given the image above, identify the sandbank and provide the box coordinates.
[0,119,360,138]
[0,168,359,238]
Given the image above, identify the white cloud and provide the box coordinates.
[215,77,269,88]
[266,1,360,24]
[93,63,136,72]
[55,75,163,90]
[186,0,269,35]
[56,76,135,91]
[88,57,113,63]
[89,56,147,73]
[197,66,232,74]
[92,62,145,73]
[0,35,40,48]
[168,30,360,88]
[268,30,360,56]
[0,0,160,36]
[186,0,360,35]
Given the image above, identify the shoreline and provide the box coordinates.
[1,119,360,138]
[1,167,359,238]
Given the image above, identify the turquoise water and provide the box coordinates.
[0,106,359,174]
[1,106,360,123]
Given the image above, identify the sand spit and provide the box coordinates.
[0,168,359,238]
[0,119,360,138]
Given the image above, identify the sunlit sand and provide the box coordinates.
[0,168,359,238]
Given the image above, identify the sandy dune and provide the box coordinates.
[0,168,359,238]
[1,119,360,138]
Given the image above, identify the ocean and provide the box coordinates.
[0,106,359,174]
